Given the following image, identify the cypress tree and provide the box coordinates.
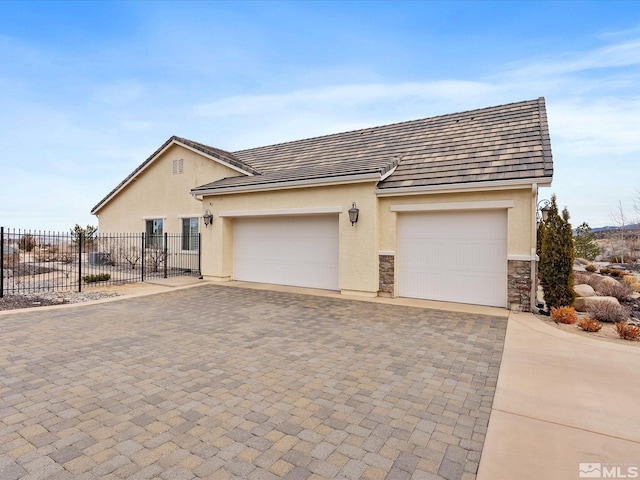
[539,195,576,309]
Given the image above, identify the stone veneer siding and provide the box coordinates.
[379,254,395,295]
[508,260,534,311]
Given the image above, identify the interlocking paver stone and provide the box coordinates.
[0,284,506,479]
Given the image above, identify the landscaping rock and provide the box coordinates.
[574,284,596,298]
[600,276,622,287]
[574,296,620,312]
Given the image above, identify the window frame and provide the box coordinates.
[180,216,200,253]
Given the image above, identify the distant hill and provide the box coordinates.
[592,224,640,233]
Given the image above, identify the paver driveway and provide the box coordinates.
[0,284,507,480]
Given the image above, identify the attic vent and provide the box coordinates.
[172,159,184,175]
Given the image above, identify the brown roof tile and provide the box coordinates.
[192,97,553,194]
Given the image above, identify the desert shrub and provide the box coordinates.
[585,264,597,273]
[597,282,635,302]
[587,301,629,323]
[599,267,611,275]
[550,306,578,324]
[610,269,624,277]
[622,275,640,292]
[82,273,111,283]
[614,322,640,341]
[577,318,603,332]
[18,234,36,252]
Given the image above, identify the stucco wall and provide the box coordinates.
[200,182,379,296]
[94,144,242,233]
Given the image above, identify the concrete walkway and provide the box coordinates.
[478,312,640,480]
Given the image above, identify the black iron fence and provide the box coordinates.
[0,227,200,298]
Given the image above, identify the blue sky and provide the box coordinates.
[1,0,639,231]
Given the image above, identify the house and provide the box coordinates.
[92,98,553,310]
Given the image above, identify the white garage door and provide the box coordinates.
[233,215,339,290]
[398,210,507,307]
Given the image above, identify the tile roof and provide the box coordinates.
[93,98,554,213]
[192,97,553,195]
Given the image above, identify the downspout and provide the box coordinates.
[531,183,539,311]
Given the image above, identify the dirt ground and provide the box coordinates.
[536,313,639,347]
[0,282,165,311]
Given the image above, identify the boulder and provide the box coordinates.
[574,296,620,313]
[574,284,596,298]
[600,276,622,287]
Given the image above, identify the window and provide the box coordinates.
[172,159,184,175]
[182,217,199,251]
[146,219,164,247]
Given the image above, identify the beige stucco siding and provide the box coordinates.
[200,182,379,296]
[377,188,535,258]
[95,145,243,233]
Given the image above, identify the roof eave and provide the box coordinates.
[192,171,383,197]
[375,176,553,197]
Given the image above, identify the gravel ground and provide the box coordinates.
[0,291,121,311]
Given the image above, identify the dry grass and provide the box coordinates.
[588,301,629,323]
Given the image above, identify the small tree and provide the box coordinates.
[18,234,36,252]
[539,195,576,309]
[71,224,98,250]
[574,222,600,261]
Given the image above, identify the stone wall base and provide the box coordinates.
[508,260,534,312]
[378,254,395,295]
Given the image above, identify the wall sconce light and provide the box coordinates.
[203,209,214,227]
[348,202,359,226]
[537,199,550,223]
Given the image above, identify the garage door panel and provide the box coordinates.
[233,216,339,290]
[398,210,507,307]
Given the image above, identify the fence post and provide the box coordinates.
[78,234,82,293]
[1,226,4,298]
[197,232,201,277]
[141,233,145,282]
[163,232,168,279]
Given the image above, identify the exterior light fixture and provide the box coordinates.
[537,199,550,223]
[348,202,359,226]
[203,209,214,227]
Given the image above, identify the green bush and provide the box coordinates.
[82,273,111,283]
[539,195,575,309]
[574,222,600,260]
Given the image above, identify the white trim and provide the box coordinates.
[380,165,397,181]
[378,251,395,256]
[178,214,202,219]
[376,177,552,197]
[220,206,343,218]
[508,254,539,261]
[174,140,253,176]
[142,215,167,220]
[391,200,514,213]
[193,172,381,196]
